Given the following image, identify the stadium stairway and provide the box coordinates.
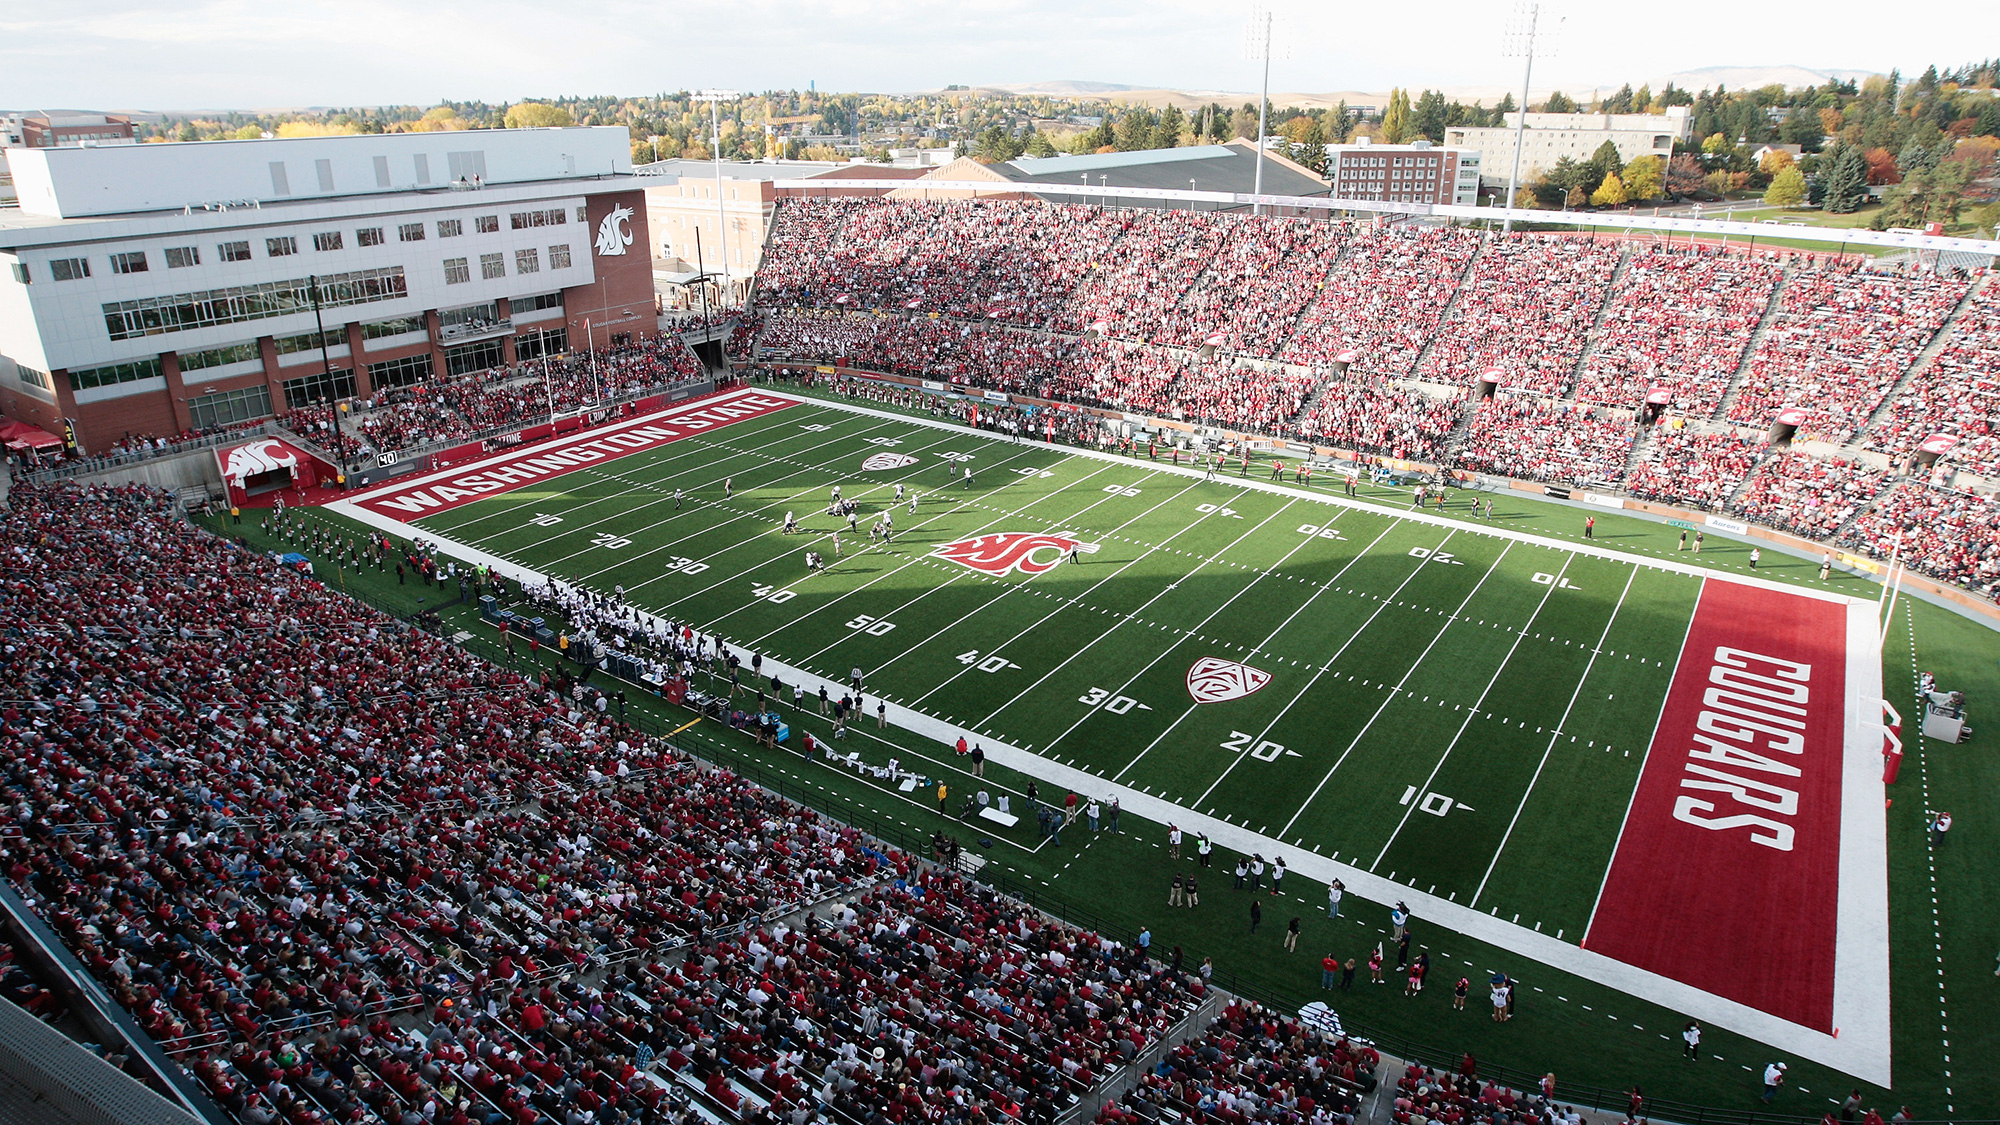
[1855,270,1993,441]
[1561,243,1639,401]
[1400,231,1489,380]
[1707,259,1795,424]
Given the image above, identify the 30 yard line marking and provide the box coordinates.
[1275,539,1517,840]
[1370,551,1577,869]
[1471,563,1640,907]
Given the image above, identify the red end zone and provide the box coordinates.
[349,392,795,520]
[1585,579,1847,1033]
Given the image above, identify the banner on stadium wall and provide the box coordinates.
[983,390,1008,403]
[1837,552,1885,575]
[815,366,836,375]
[1706,516,1750,534]
[922,380,947,392]
[1544,486,1572,500]
[1582,492,1624,509]
[1666,519,1698,530]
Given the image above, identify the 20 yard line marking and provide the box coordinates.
[1274,539,1518,841]
[1471,563,1640,907]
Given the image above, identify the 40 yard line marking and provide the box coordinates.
[1471,562,1641,907]
[1370,551,1577,869]
[1275,539,1517,840]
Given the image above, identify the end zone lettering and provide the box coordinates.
[354,392,793,519]
[1670,646,1813,851]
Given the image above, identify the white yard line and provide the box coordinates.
[961,497,1297,727]
[761,465,1177,662]
[896,485,1261,708]
[1275,539,1514,841]
[1369,553,1577,869]
[1187,516,1439,809]
[1470,564,1641,906]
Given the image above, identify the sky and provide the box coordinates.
[0,0,1991,111]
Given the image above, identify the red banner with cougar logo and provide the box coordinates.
[1584,579,1847,1031]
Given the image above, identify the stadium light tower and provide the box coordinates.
[1500,2,1562,233]
[1241,7,1290,217]
[694,89,740,305]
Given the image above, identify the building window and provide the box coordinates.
[516,291,563,312]
[178,342,262,371]
[515,247,540,274]
[398,222,426,242]
[68,358,163,390]
[363,315,425,339]
[9,263,26,284]
[444,337,505,377]
[514,327,568,361]
[549,244,572,270]
[313,231,344,252]
[281,367,357,409]
[369,352,435,388]
[576,206,588,223]
[186,384,272,431]
[267,235,299,257]
[475,215,499,234]
[437,218,464,238]
[110,251,148,275]
[100,267,408,342]
[275,329,345,356]
[357,227,385,247]
[16,365,51,390]
[165,246,200,269]
[219,241,253,263]
[509,208,567,230]
[480,253,505,280]
[444,257,471,285]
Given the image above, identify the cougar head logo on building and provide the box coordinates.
[861,452,919,471]
[595,205,634,256]
[1186,657,1272,704]
[225,440,299,480]
[931,532,1078,577]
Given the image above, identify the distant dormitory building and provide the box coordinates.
[0,112,137,149]
[1445,106,1693,189]
[1324,139,1480,205]
[0,127,656,452]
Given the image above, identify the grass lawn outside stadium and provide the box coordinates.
[237,384,1997,1119]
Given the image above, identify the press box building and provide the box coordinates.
[0,127,656,452]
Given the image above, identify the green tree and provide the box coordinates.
[1283,116,1328,175]
[1821,144,1870,213]
[1634,84,1653,112]
[1023,131,1057,158]
[504,102,575,129]
[1232,103,1260,141]
[1701,132,1733,156]
[1157,106,1187,147]
[1897,137,1937,175]
[1602,84,1635,114]
[1763,165,1807,206]
[1590,172,1628,207]
[1586,139,1624,188]
[1380,89,1414,144]
[1623,155,1664,201]
[1114,108,1157,151]
[1882,160,1973,227]
[1544,90,1577,113]
[1328,101,1354,143]
[1493,92,1517,117]
[1412,89,1448,142]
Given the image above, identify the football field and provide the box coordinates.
[332,387,1886,1079]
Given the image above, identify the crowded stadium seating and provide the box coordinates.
[0,480,1208,1125]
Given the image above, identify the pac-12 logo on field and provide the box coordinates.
[861,452,919,471]
[1186,657,1272,704]
[931,532,1078,577]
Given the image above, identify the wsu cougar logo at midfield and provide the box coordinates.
[931,532,1078,577]
[1186,657,1272,704]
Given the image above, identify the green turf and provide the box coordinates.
[224,392,2000,1117]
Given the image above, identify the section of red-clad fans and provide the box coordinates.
[1455,397,1634,488]
[1413,236,1624,398]
[1844,483,2000,596]
[0,481,1197,1125]
[1281,227,1483,377]
[1730,449,1891,541]
[1094,1000,1375,1125]
[1867,282,2000,475]
[1574,245,1784,414]
[1624,425,1763,511]
[1724,261,1968,444]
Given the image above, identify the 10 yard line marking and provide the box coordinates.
[1370,551,1577,869]
[1471,563,1640,907]
[1274,539,1517,840]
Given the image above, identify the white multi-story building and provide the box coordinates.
[1445,107,1693,188]
[0,128,657,452]
[1325,139,1481,205]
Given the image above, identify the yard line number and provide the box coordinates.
[959,651,1023,674]
[1223,729,1298,760]
[1078,687,1150,713]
